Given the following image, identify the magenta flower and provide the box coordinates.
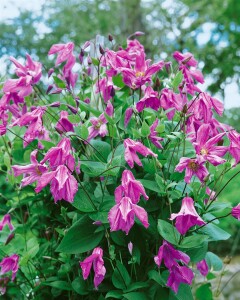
[87,113,108,142]
[124,108,133,127]
[154,241,190,269]
[0,277,9,295]
[121,51,164,89]
[228,130,240,165]
[175,156,209,184]
[55,111,74,133]
[40,138,75,171]
[173,51,198,67]
[136,86,160,112]
[48,42,75,68]
[167,265,194,293]
[0,214,14,232]
[232,204,240,220]
[95,77,116,102]
[170,197,205,235]
[80,247,106,289]
[115,170,148,204]
[124,138,157,168]
[196,259,209,277]
[35,165,78,203]
[193,124,227,166]
[12,150,48,187]
[108,196,149,234]
[160,88,186,120]
[0,254,19,281]
[149,119,163,149]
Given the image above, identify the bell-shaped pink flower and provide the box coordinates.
[12,150,48,187]
[108,196,149,234]
[149,119,163,149]
[167,265,194,293]
[232,204,240,220]
[124,138,157,168]
[115,170,148,204]
[40,138,75,171]
[80,247,106,289]
[48,42,75,67]
[55,111,74,133]
[193,124,227,166]
[0,254,19,281]
[154,240,190,269]
[95,77,116,102]
[35,165,78,203]
[0,214,14,232]
[170,197,205,235]
[196,259,209,277]
[87,114,108,142]
[136,86,160,112]
[175,156,209,184]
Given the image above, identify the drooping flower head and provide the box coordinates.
[124,138,157,168]
[0,254,19,281]
[87,113,108,142]
[196,259,209,277]
[0,215,14,232]
[231,204,240,220]
[149,119,163,149]
[80,247,106,289]
[55,111,74,134]
[167,265,194,293]
[136,86,160,112]
[108,196,149,234]
[170,197,205,235]
[228,130,240,165]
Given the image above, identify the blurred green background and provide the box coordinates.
[0,0,240,255]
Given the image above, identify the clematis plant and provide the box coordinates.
[0,34,239,299]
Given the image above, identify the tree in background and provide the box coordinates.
[0,0,239,97]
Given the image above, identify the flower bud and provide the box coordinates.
[99,45,105,55]
[108,34,114,42]
[46,85,53,94]
[67,104,78,114]
[5,233,15,245]
[48,68,54,78]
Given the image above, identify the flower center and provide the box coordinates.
[94,121,102,130]
[188,161,199,172]
[135,71,145,78]
[200,148,208,155]
[35,167,42,176]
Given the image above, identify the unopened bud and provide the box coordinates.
[67,104,78,114]
[223,256,232,264]
[134,31,145,36]
[155,77,161,88]
[24,211,29,223]
[182,104,188,114]
[49,101,61,108]
[99,45,105,55]
[46,85,53,94]
[108,34,114,42]
[5,233,15,245]
[87,55,92,65]
[48,68,54,78]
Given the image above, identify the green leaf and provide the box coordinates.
[56,215,104,254]
[199,223,231,241]
[139,179,161,193]
[148,270,165,286]
[112,261,131,290]
[112,74,125,88]
[196,283,213,300]
[205,252,223,271]
[43,281,72,291]
[53,76,66,88]
[81,161,106,177]
[157,219,180,245]
[106,290,123,299]
[169,284,193,300]
[179,235,208,249]
[155,174,165,192]
[79,100,101,117]
[72,189,97,212]
[91,57,100,66]
[124,282,149,293]
[186,242,208,263]
[172,71,183,91]
[141,121,150,137]
[123,292,148,300]
[71,277,88,295]
[90,139,111,161]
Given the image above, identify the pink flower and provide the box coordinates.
[167,265,194,293]
[55,111,74,133]
[128,242,133,255]
[149,119,163,149]
[0,277,10,295]
[80,247,106,289]
[124,108,133,127]
[173,51,198,67]
[193,124,227,166]
[121,51,164,89]
[35,165,78,203]
[228,130,240,165]
[170,197,205,235]
[40,138,75,171]
[0,254,19,281]
[108,196,149,234]
[0,214,14,232]
[136,86,160,112]
[154,241,190,269]
[95,77,116,102]
[115,170,148,204]
[232,204,240,220]
[196,259,209,277]
[124,138,157,168]
[48,42,75,69]
[160,88,186,120]
[87,114,108,141]
[175,156,209,184]
[12,150,48,187]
